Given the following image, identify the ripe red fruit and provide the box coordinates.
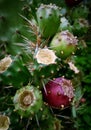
[65,0,83,7]
[43,77,74,109]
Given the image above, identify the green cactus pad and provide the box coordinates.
[28,48,61,86]
[0,56,31,88]
[30,116,61,130]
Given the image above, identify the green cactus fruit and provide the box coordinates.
[50,30,78,59]
[73,18,89,36]
[13,85,43,118]
[0,56,30,88]
[71,5,89,20]
[36,4,60,38]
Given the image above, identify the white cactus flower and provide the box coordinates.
[35,48,57,65]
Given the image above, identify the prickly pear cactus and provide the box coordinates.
[50,30,78,59]
[29,48,61,86]
[36,4,60,38]
[13,85,43,117]
[43,77,74,109]
[0,0,91,130]
[0,56,31,88]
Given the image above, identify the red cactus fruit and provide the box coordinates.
[43,77,74,109]
[65,0,83,7]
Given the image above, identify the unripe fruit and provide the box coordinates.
[73,18,89,36]
[43,77,74,109]
[50,30,78,59]
[36,4,60,38]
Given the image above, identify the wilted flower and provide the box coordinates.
[13,86,43,117]
[35,48,57,65]
[0,56,12,73]
[0,115,10,130]
[68,61,79,74]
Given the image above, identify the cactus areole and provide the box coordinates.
[50,30,78,59]
[43,77,74,109]
[36,4,60,38]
